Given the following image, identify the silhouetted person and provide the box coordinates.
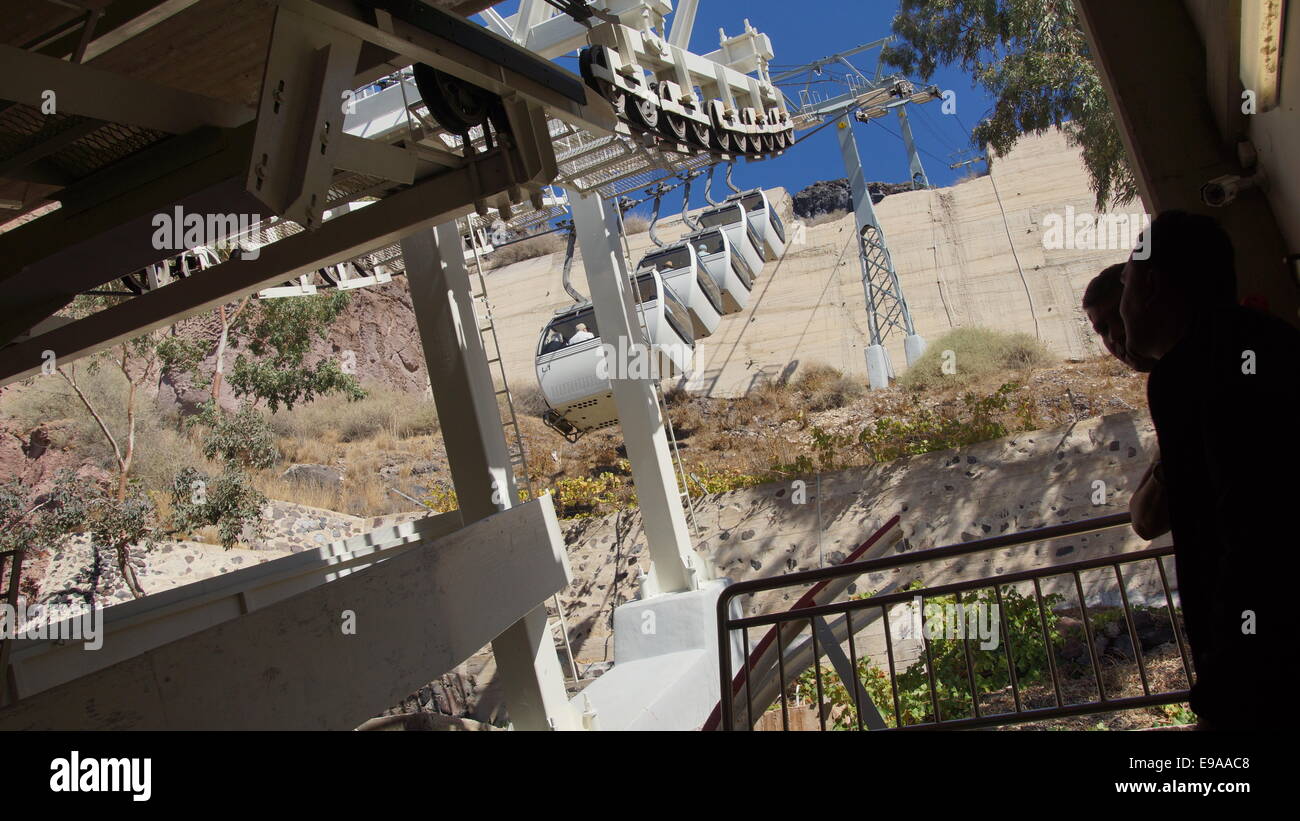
[1083,264,1168,539]
[1121,210,1300,729]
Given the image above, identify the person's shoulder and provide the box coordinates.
[1212,304,1300,348]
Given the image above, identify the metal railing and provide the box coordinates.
[716,513,1193,730]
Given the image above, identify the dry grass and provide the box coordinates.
[250,425,447,519]
[252,389,447,517]
[995,645,1193,730]
[899,327,1055,391]
[3,347,1147,524]
[486,232,565,269]
[790,363,865,412]
[265,388,438,443]
[507,383,551,418]
[503,355,1146,510]
[621,214,651,234]
[0,368,218,492]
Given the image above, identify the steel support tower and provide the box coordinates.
[779,40,939,388]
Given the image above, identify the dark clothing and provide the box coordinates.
[1146,304,1300,728]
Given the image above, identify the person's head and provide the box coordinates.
[575,323,588,333]
[1119,210,1236,361]
[1083,263,1157,372]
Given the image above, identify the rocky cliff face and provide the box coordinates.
[791,178,916,218]
[154,278,429,415]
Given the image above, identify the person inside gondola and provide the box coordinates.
[568,323,595,345]
[540,329,565,354]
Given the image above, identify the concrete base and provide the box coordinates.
[573,579,738,730]
[903,333,927,367]
[865,344,890,390]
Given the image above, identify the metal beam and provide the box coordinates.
[401,220,579,730]
[836,119,923,388]
[0,122,552,385]
[480,5,513,38]
[895,106,929,188]
[30,0,200,63]
[0,126,256,345]
[568,188,702,596]
[0,501,571,729]
[770,37,892,83]
[286,0,614,135]
[0,119,103,181]
[514,0,555,44]
[245,5,364,227]
[667,0,699,49]
[334,133,419,183]
[0,45,254,134]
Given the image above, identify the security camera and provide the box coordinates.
[1201,175,1242,207]
[1201,171,1265,207]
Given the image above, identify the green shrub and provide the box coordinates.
[796,586,1064,729]
[899,327,1053,391]
[772,383,1030,475]
[170,465,267,549]
[859,382,1023,462]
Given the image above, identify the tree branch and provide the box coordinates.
[58,366,124,469]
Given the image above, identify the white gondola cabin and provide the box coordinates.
[697,201,766,276]
[682,227,755,313]
[726,189,787,261]
[536,269,695,439]
[635,244,724,339]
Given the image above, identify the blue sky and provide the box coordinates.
[485,1,996,215]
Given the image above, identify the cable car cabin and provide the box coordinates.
[636,244,723,339]
[725,189,787,261]
[535,269,695,439]
[697,201,766,277]
[683,227,755,313]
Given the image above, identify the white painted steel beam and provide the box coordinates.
[667,0,699,49]
[245,5,363,227]
[0,107,553,385]
[0,501,571,729]
[401,220,580,730]
[568,188,703,596]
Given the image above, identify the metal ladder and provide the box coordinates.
[464,227,580,683]
[654,380,700,537]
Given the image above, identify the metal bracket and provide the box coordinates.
[247,6,363,228]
